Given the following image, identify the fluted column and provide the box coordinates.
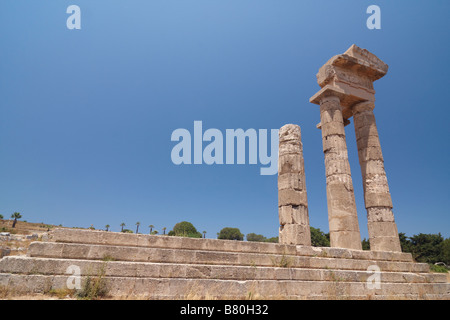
[352,101,401,252]
[278,124,311,245]
[319,94,362,250]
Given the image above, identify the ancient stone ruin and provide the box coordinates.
[279,44,401,253]
[0,45,448,299]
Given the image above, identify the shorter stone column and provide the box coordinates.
[352,101,401,252]
[278,124,311,246]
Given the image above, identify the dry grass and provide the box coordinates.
[0,220,58,235]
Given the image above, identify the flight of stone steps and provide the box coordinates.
[0,228,448,299]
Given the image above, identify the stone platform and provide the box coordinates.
[0,228,448,299]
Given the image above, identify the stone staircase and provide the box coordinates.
[0,228,448,299]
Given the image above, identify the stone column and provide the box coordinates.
[278,124,311,246]
[352,101,401,252]
[318,94,362,250]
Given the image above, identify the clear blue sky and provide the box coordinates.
[0,1,449,240]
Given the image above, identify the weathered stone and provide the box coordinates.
[278,124,311,246]
[321,121,346,137]
[279,141,302,156]
[367,221,399,238]
[278,189,308,207]
[278,154,304,175]
[367,207,396,222]
[279,205,309,225]
[279,224,311,246]
[279,124,301,143]
[278,173,304,191]
[365,192,393,208]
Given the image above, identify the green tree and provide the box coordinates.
[120,223,126,232]
[149,225,154,234]
[168,221,202,238]
[409,233,444,264]
[265,236,279,243]
[310,227,330,247]
[439,238,450,265]
[361,238,370,251]
[11,212,22,228]
[218,227,244,241]
[105,225,110,232]
[135,222,141,234]
[399,232,412,253]
[162,227,166,235]
[247,233,267,242]
[203,231,207,239]
[0,214,4,220]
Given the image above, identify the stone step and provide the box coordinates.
[27,242,429,273]
[1,273,448,299]
[0,256,445,284]
[51,228,413,262]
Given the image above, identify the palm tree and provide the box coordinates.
[105,224,110,232]
[162,227,166,235]
[203,231,207,239]
[0,214,4,220]
[136,222,141,234]
[149,225,154,234]
[11,212,22,228]
[120,223,126,232]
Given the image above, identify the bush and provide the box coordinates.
[218,227,244,241]
[429,264,449,273]
[310,227,330,247]
[169,221,202,238]
[76,264,109,300]
[246,233,267,242]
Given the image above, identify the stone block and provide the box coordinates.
[329,215,361,233]
[278,154,304,175]
[279,224,311,246]
[361,159,386,176]
[279,124,301,143]
[353,111,376,129]
[320,107,344,124]
[278,173,304,191]
[321,121,346,137]
[367,207,395,222]
[357,146,384,162]
[356,134,381,149]
[370,236,402,253]
[365,192,393,208]
[278,189,308,207]
[329,231,362,251]
[326,174,354,191]
[322,135,348,154]
[279,205,309,225]
[368,221,399,238]
[279,141,302,156]
[354,123,379,140]
[364,175,390,194]
[324,158,352,176]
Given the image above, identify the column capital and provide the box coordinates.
[352,101,375,115]
[309,85,345,105]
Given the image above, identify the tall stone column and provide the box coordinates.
[278,124,311,246]
[317,93,362,250]
[352,101,401,252]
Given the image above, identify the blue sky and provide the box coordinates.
[0,0,449,240]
